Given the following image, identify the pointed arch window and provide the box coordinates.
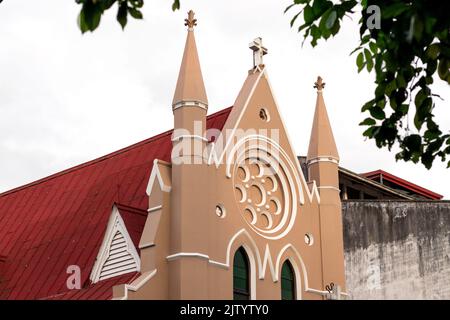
[281,260,296,300]
[233,247,250,300]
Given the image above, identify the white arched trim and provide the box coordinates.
[275,244,310,300]
[167,230,349,298]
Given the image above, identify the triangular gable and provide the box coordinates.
[90,205,141,283]
[208,68,320,204]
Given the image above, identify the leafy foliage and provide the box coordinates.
[286,0,450,169]
[76,0,146,32]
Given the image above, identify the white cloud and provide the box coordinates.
[0,0,448,197]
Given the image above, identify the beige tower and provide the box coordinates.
[306,77,346,295]
[170,10,209,299]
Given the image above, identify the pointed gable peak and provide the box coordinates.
[172,10,208,109]
[307,76,339,162]
[90,206,141,283]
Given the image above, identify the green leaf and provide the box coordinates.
[414,89,427,110]
[369,41,377,54]
[438,59,449,81]
[359,117,376,126]
[77,10,89,34]
[403,134,422,153]
[325,10,336,29]
[414,97,432,130]
[398,104,409,115]
[117,2,128,29]
[304,5,314,24]
[370,107,386,120]
[172,0,180,11]
[80,2,102,32]
[128,7,143,19]
[356,52,364,70]
[426,44,441,60]
[361,99,375,112]
[290,11,302,27]
[396,73,406,89]
[312,0,331,17]
[364,48,373,72]
[413,18,424,42]
[382,3,408,19]
[284,3,296,14]
[363,126,379,138]
[385,80,396,97]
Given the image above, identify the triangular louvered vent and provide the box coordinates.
[90,206,140,283]
[98,231,138,281]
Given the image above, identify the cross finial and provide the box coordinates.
[184,10,197,29]
[314,76,325,91]
[249,37,268,69]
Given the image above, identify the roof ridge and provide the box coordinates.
[0,106,232,198]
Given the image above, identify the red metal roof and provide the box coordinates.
[0,107,232,300]
[361,169,443,200]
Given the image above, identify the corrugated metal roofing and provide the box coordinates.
[0,107,232,300]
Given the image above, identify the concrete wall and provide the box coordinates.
[342,200,450,299]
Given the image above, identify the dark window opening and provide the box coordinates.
[233,247,250,300]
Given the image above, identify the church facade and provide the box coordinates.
[0,11,385,300]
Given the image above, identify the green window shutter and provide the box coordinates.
[233,247,250,300]
[281,260,296,300]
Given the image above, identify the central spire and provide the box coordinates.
[172,10,208,110]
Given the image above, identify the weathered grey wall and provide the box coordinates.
[342,200,450,299]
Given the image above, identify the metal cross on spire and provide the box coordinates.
[249,37,268,69]
[185,10,197,30]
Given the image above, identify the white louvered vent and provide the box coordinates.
[98,231,138,281]
[90,206,141,283]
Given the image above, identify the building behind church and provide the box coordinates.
[0,11,449,300]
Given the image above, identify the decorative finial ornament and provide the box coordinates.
[249,37,268,70]
[184,10,197,30]
[314,76,326,92]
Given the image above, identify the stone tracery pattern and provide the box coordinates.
[233,149,296,239]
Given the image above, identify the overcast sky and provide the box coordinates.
[1,0,449,198]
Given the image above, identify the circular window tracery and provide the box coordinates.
[233,151,296,239]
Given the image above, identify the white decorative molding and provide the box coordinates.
[166,252,210,261]
[171,135,208,142]
[317,186,340,192]
[306,156,339,165]
[172,100,208,111]
[147,205,162,213]
[163,229,348,299]
[112,269,157,300]
[90,206,141,283]
[139,242,155,250]
[146,159,172,195]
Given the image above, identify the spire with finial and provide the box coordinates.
[172,10,208,109]
[314,76,326,91]
[185,10,197,29]
[307,76,339,162]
